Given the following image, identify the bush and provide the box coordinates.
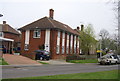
[66,54,85,61]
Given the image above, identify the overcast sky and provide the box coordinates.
[0,0,117,37]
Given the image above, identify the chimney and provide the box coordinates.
[49,9,54,19]
[3,21,8,31]
[3,21,6,24]
[81,24,84,31]
[77,26,80,30]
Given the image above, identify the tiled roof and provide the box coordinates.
[0,24,20,35]
[18,17,79,35]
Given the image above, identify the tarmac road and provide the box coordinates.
[2,63,118,79]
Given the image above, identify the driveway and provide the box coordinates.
[2,63,118,79]
[3,54,41,65]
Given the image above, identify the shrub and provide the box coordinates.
[66,54,85,61]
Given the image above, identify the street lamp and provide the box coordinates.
[99,34,102,57]
[0,14,3,17]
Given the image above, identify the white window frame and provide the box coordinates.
[33,29,41,38]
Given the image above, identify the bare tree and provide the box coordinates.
[99,29,118,54]
[107,0,120,54]
[99,29,110,51]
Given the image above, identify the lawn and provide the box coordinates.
[0,58,9,65]
[7,70,117,79]
[67,59,98,63]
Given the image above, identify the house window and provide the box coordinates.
[56,45,60,54]
[62,32,65,39]
[62,32,65,54]
[62,46,64,54]
[74,36,76,54]
[74,47,76,54]
[0,32,3,37]
[58,31,60,38]
[66,34,69,54]
[66,46,69,54]
[70,48,72,54]
[70,35,73,54]
[33,29,40,38]
[24,44,29,50]
[56,31,60,54]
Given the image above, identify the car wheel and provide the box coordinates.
[100,62,103,65]
[46,58,49,61]
[109,61,111,65]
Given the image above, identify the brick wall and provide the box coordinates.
[20,29,80,59]
[20,30,45,59]
[4,32,20,47]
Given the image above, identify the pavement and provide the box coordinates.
[39,60,74,65]
[2,54,74,65]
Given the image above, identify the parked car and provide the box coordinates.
[98,54,119,65]
[112,54,120,64]
[35,50,50,61]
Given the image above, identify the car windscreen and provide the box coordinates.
[112,55,118,59]
[44,51,49,55]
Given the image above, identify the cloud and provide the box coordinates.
[0,0,110,3]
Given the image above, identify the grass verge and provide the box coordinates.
[0,58,9,65]
[39,61,49,64]
[67,59,98,63]
[4,70,118,79]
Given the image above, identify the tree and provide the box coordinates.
[99,29,110,50]
[99,29,118,54]
[80,24,97,55]
[108,0,120,54]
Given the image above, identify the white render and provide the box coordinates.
[67,34,69,47]
[57,31,60,46]
[62,32,65,46]
[74,36,76,48]
[45,29,50,52]
[25,30,30,44]
[77,37,79,48]
[70,34,73,49]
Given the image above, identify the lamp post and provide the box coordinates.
[0,14,3,17]
[99,34,102,58]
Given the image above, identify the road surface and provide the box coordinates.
[2,63,118,79]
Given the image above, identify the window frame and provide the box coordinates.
[58,31,60,38]
[33,29,41,38]
[66,34,69,54]
[56,45,60,54]
[62,46,65,54]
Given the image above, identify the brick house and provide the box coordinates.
[18,9,80,59]
[0,21,20,54]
